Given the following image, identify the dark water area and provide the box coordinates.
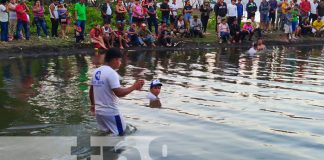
[0,46,324,160]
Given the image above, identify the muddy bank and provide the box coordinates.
[0,38,323,59]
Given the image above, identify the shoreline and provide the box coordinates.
[0,36,323,59]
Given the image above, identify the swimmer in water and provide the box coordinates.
[146,79,162,108]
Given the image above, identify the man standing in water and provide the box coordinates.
[89,48,144,136]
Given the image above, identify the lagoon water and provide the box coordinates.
[0,46,324,160]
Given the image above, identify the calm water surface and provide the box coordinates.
[0,46,324,160]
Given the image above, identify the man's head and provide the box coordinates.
[317,16,321,22]
[193,15,198,20]
[231,0,236,4]
[150,79,162,96]
[141,23,147,29]
[106,0,110,3]
[105,48,123,69]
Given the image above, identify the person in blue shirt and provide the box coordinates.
[246,0,257,19]
[237,0,244,26]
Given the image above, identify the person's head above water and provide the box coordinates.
[150,79,163,96]
[104,48,123,69]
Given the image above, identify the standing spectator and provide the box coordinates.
[132,0,144,27]
[183,0,193,28]
[8,0,17,41]
[236,0,243,26]
[199,0,212,33]
[259,0,270,32]
[214,0,227,31]
[127,0,135,24]
[269,0,277,31]
[101,0,113,25]
[147,0,158,35]
[15,0,29,40]
[160,0,170,25]
[276,0,284,30]
[74,0,86,43]
[218,18,230,43]
[281,0,289,30]
[309,0,318,23]
[230,18,241,43]
[49,0,59,38]
[227,0,237,27]
[190,15,203,37]
[318,0,324,22]
[0,0,8,42]
[116,0,127,24]
[284,7,293,41]
[291,4,299,39]
[33,0,49,39]
[169,0,178,28]
[58,1,68,39]
[246,0,257,19]
[300,0,311,23]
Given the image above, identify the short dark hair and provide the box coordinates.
[104,48,123,62]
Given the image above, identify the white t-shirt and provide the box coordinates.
[247,47,257,56]
[146,92,158,101]
[227,3,237,17]
[49,3,58,19]
[310,2,318,14]
[92,65,121,116]
[169,3,178,16]
[106,3,112,15]
[0,4,8,22]
[8,3,17,20]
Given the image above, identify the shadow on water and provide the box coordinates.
[0,45,324,159]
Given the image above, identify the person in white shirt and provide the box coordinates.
[227,0,237,26]
[89,48,144,136]
[146,79,162,108]
[310,0,318,23]
[101,0,112,24]
[0,0,9,42]
[247,43,258,56]
[169,0,178,28]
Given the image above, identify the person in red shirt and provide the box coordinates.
[15,0,30,40]
[90,24,107,49]
[300,0,311,20]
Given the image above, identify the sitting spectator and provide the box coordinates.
[158,21,173,46]
[312,16,324,37]
[300,18,312,35]
[175,14,188,37]
[190,15,203,38]
[127,23,144,46]
[102,23,114,48]
[251,16,262,38]
[218,18,230,44]
[241,19,254,41]
[113,22,129,49]
[138,23,156,46]
[90,24,107,49]
[230,19,241,43]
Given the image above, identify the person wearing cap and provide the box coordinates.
[190,15,203,38]
[199,0,212,33]
[74,0,86,42]
[284,7,293,41]
[147,79,162,108]
[138,23,156,46]
[15,0,30,40]
[90,48,144,136]
[312,16,324,36]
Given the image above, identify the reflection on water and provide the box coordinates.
[0,46,324,159]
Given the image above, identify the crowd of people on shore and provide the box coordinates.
[0,0,323,48]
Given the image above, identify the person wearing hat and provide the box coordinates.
[90,48,145,136]
[147,79,162,108]
[199,0,212,33]
[190,15,203,38]
[138,23,156,46]
[240,19,254,41]
[15,0,30,40]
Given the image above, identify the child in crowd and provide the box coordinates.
[230,19,241,43]
[147,79,163,108]
[102,23,114,48]
[218,18,230,44]
[74,22,82,43]
[284,7,293,42]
